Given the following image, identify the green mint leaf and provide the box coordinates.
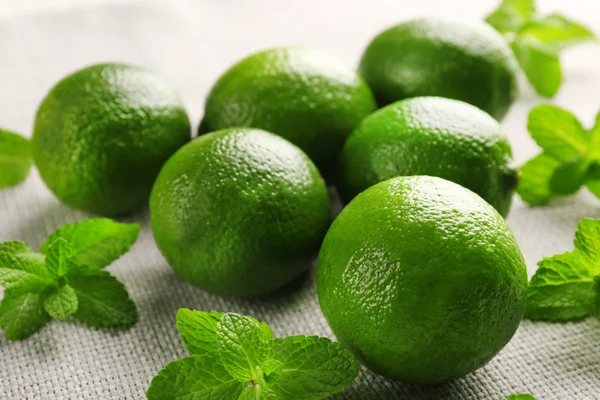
[0,292,50,340]
[176,309,273,355]
[548,158,589,195]
[0,128,32,188]
[45,238,76,277]
[41,218,140,269]
[521,14,596,51]
[526,252,597,320]
[216,313,269,382]
[510,36,562,98]
[485,0,535,33]
[43,284,78,320]
[517,153,561,205]
[573,218,600,268]
[68,270,137,328]
[147,354,244,399]
[268,335,359,400]
[0,246,54,296]
[239,385,278,400]
[527,104,587,160]
[506,395,536,400]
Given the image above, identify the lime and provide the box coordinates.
[150,128,330,297]
[359,18,519,120]
[32,63,191,215]
[199,47,377,175]
[317,176,527,384]
[338,97,518,217]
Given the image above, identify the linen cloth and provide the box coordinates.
[1,0,600,398]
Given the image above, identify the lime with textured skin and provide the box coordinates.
[33,63,191,215]
[150,128,330,297]
[338,97,518,217]
[317,176,527,384]
[199,47,377,175]
[359,18,519,120]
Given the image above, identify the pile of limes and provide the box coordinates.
[31,18,527,384]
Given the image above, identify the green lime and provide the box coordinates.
[150,128,330,297]
[32,63,191,215]
[359,18,519,120]
[338,96,518,217]
[199,47,377,175]
[317,176,527,384]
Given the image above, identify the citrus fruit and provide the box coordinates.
[358,18,519,120]
[199,47,377,175]
[338,96,518,217]
[32,63,191,215]
[150,128,330,297]
[317,176,527,384]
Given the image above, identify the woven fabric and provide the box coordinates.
[1,0,600,398]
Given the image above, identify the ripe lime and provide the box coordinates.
[317,176,527,384]
[338,97,518,217]
[199,47,377,175]
[150,128,330,297]
[33,63,191,215]
[359,18,519,120]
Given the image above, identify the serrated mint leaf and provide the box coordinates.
[521,14,596,51]
[573,218,600,268]
[217,313,269,382]
[0,248,54,296]
[511,36,562,98]
[43,284,78,321]
[68,270,137,328]
[268,335,358,400]
[526,252,597,320]
[527,104,587,160]
[177,309,272,356]
[41,218,139,269]
[176,309,224,355]
[506,395,536,400]
[0,129,32,188]
[485,0,534,33]
[45,238,76,277]
[517,153,561,205]
[548,158,589,195]
[147,354,244,400]
[0,292,50,340]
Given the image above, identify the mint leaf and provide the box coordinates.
[45,238,76,277]
[548,158,589,195]
[517,153,561,205]
[0,247,54,296]
[527,104,588,160]
[0,129,32,188]
[506,395,536,400]
[41,218,140,269]
[217,313,269,382]
[68,270,137,328]
[521,14,596,51]
[485,0,535,33]
[526,219,600,321]
[147,354,244,399]
[239,386,278,400]
[43,284,78,320]
[0,292,50,340]
[177,309,273,356]
[510,35,561,98]
[268,335,359,400]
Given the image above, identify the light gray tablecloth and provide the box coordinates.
[1,0,600,398]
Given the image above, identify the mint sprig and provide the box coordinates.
[0,128,32,188]
[0,218,139,340]
[147,310,358,400]
[517,105,600,205]
[486,0,597,97]
[526,219,600,321]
